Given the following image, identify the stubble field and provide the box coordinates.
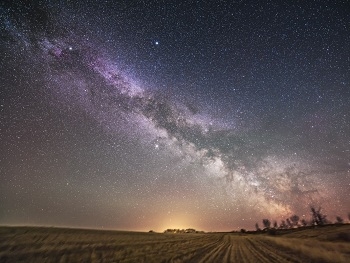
[1,224,349,263]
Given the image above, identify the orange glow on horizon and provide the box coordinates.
[157,213,199,232]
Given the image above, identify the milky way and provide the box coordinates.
[1,1,349,231]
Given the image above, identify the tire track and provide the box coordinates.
[197,241,229,263]
[3,226,349,263]
[252,238,303,262]
[171,234,223,263]
[221,242,233,263]
[194,240,226,262]
[231,236,245,262]
[243,237,276,263]
[200,235,233,263]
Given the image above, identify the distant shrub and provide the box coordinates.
[255,223,261,232]
[311,206,327,225]
[301,219,308,226]
[280,220,287,229]
[240,229,246,233]
[290,215,300,226]
[335,216,344,224]
[273,221,278,229]
[262,219,271,229]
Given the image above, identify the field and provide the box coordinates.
[1,224,349,263]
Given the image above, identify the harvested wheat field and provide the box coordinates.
[1,225,349,263]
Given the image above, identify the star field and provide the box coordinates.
[0,0,349,231]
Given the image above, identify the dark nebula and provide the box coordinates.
[1,0,349,231]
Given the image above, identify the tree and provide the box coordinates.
[301,219,308,226]
[255,223,261,231]
[290,215,300,227]
[311,206,327,225]
[273,221,278,229]
[280,220,287,229]
[336,216,344,224]
[286,218,292,228]
[262,219,271,229]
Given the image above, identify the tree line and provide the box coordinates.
[254,207,349,232]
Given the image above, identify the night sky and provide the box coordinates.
[1,0,349,232]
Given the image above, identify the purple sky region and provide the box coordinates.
[1,0,349,231]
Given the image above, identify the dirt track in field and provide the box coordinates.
[1,226,349,262]
[170,235,310,263]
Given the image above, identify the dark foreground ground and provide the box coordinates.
[0,224,349,263]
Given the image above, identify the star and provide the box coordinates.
[1,0,349,232]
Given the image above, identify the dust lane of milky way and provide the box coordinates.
[0,1,349,231]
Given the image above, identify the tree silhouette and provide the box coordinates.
[273,221,278,229]
[336,216,344,224]
[311,206,327,225]
[286,218,292,228]
[262,219,271,229]
[301,219,308,226]
[255,223,261,231]
[280,220,287,229]
[290,215,300,226]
